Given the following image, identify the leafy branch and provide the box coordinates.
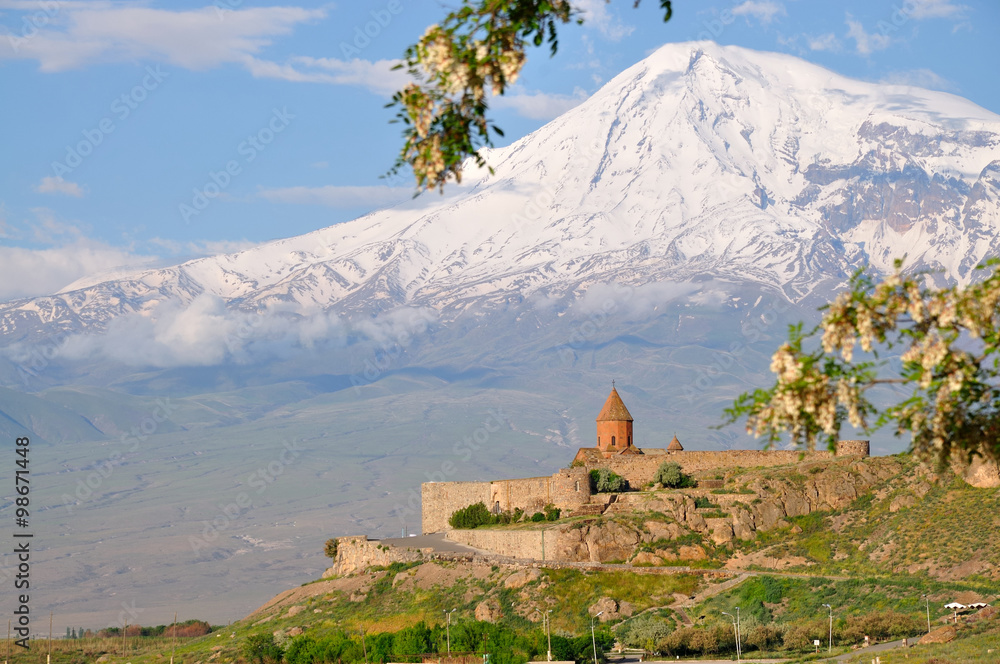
[387,0,673,192]
[725,259,1000,464]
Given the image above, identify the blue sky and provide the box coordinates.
[0,0,997,301]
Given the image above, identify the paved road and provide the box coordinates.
[828,636,921,662]
[377,532,481,553]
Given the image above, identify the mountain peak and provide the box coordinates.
[2,43,999,346]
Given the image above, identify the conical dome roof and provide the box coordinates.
[667,434,684,451]
[596,387,633,422]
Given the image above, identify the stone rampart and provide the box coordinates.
[446,529,547,560]
[586,442,869,487]
[422,468,591,533]
[422,481,491,534]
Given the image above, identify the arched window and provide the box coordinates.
[575,481,580,492]
[628,435,631,446]
[611,436,616,447]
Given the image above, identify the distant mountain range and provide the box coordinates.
[2,42,998,628]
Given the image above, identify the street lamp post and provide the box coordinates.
[546,610,553,662]
[445,608,456,656]
[591,612,603,664]
[822,604,833,652]
[722,613,740,664]
[735,606,741,661]
[922,595,931,634]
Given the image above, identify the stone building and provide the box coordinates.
[420,383,870,533]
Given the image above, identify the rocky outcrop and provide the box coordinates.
[475,598,502,623]
[919,625,957,644]
[327,536,423,577]
[588,597,633,622]
[537,457,911,564]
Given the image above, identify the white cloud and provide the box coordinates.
[881,68,959,92]
[257,185,412,208]
[0,4,326,72]
[807,33,841,52]
[51,294,434,368]
[845,17,892,56]
[241,55,408,96]
[492,89,587,120]
[35,176,84,197]
[573,0,635,41]
[905,0,967,19]
[732,1,786,25]
[0,240,155,301]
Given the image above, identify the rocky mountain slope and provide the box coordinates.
[2,42,999,349]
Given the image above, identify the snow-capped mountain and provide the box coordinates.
[3,41,1000,343]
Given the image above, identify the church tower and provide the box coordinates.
[596,383,634,456]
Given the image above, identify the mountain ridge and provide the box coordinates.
[3,42,1000,351]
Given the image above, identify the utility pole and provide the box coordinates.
[170,612,178,664]
[445,608,456,656]
[48,612,52,664]
[361,628,368,664]
[722,613,740,663]
[922,595,931,634]
[591,612,603,664]
[546,610,553,662]
[822,604,833,652]
[735,606,741,661]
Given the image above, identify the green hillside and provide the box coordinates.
[8,454,999,664]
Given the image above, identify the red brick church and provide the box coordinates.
[573,383,682,462]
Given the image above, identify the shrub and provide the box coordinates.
[544,504,561,521]
[243,633,284,664]
[693,496,718,509]
[590,468,627,493]
[449,502,494,529]
[531,512,546,522]
[654,462,695,488]
[324,538,338,559]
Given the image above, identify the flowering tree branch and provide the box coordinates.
[725,259,1000,464]
[386,0,674,193]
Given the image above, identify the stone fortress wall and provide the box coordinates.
[596,440,870,486]
[422,467,591,534]
[421,440,870,533]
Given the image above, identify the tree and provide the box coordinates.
[589,467,626,492]
[324,537,338,559]
[725,260,1000,465]
[653,461,693,488]
[388,1,674,192]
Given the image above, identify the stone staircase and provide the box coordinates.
[567,503,608,517]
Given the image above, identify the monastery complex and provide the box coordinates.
[420,386,869,533]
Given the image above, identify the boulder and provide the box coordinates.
[919,625,957,644]
[588,597,621,622]
[631,551,664,566]
[504,568,541,589]
[475,598,502,623]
